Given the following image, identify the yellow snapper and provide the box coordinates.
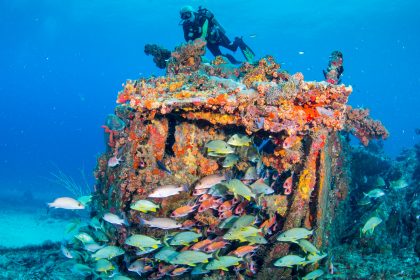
[130,199,160,213]
[227,134,252,147]
[83,242,104,253]
[74,232,96,244]
[274,255,307,268]
[223,226,261,242]
[95,259,115,273]
[219,215,239,229]
[91,245,124,260]
[224,179,256,201]
[229,215,255,231]
[125,234,161,250]
[277,227,313,243]
[297,239,320,255]
[169,231,202,246]
[222,154,239,168]
[191,263,210,275]
[302,269,325,280]
[206,256,243,271]
[170,250,212,266]
[361,216,382,235]
[243,166,258,180]
[306,253,328,264]
[245,234,268,245]
[205,140,235,154]
[155,246,179,262]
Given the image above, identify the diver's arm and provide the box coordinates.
[200,19,209,40]
[183,25,190,41]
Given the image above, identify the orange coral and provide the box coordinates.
[169,81,184,92]
[182,112,238,126]
[146,119,168,161]
[208,93,228,105]
[198,157,219,175]
[173,90,191,98]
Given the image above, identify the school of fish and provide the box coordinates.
[56,134,330,279]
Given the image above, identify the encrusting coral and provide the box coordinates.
[344,106,389,146]
[84,39,391,279]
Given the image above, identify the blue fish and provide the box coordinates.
[157,160,172,175]
[257,138,271,152]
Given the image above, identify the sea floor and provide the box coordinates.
[330,244,420,280]
[0,208,68,247]
[0,194,80,279]
[0,191,77,248]
[0,243,77,280]
[0,195,418,279]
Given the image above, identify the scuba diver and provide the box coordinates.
[179,5,255,64]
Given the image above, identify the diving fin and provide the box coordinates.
[236,37,255,63]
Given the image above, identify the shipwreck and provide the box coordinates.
[88,39,388,279]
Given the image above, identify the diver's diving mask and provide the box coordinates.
[181,12,192,20]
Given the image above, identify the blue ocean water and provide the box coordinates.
[0,1,419,207]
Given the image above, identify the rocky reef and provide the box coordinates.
[65,39,395,279]
[327,142,420,279]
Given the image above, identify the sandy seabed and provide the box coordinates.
[0,208,68,247]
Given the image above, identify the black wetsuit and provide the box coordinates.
[182,8,242,64]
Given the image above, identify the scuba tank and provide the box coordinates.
[197,6,226,34]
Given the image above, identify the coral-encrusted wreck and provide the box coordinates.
[93,39,388,279]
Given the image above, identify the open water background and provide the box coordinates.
[0,0,419,200]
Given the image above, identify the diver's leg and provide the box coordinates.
[207,43,223,57]
[223,54,242,64]
[208,43,240,64]
[219,33,238,52]
[219,34,255,62]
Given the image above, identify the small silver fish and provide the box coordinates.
[243,166,257,181]
[195,174,226,190]
[83,242,104,252]
[148,185,188,198]
[103,213,126,225]
[363,189,385,198]
[48,197,85,210]
[128,259,149,276]
[141,217,182,229]
[61,245,73,259]
[108,156,122,167]
[250,179,274,195]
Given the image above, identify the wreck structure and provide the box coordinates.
[92,39,388,279]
